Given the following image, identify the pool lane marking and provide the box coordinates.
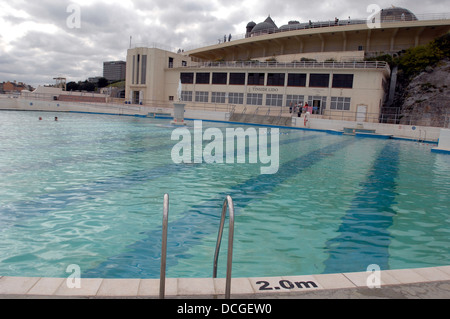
[0,133,320,231]
[82,138,356,278]
[323,142,400,274]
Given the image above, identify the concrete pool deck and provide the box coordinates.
[1,266,449,299]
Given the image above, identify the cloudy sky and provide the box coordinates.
[0,0,447,87]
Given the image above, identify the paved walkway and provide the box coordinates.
[246,281,450,299]
[1,266,450,299]
[2,281,449,299]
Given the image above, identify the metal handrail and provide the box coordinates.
[159,194,169,299]
[177,60,390,70]
[213,195,235,299]
[183,12,450,52]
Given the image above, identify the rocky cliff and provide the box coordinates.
[398,59,450,127]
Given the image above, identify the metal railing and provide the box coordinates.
[159,194,235,299]
[159,194,170,299]
[183,12,450,52]
[213,196,235,300]
[133,42,180,53]
[7,92,448,128]
[177,60,390,71]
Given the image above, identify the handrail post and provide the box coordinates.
[160,194,169,299]
[213,196,235,299]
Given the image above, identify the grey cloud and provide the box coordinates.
[0,0,445,87]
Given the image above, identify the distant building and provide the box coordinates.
[88,76,103,84]
[125,7,450,122]
[103,61,126,81]
[0,81,29,94]
[53,77,67,91]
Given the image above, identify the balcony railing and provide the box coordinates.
[174,60,390,71]
[183,12,450,52]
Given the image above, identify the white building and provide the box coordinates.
[125,7,450,122]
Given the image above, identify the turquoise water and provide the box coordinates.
[0,110,449,279]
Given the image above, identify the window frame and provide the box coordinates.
[212,72,228,85]
[180,72,194,84]
[229,73,246,85]
[248,73,265,86]
[287,73,307,87]
[309,73,330,88]
[196,72,211,85]
[195,91,209,103]
[332,74,354,89]
[247,93,263,105]
[267,73,286,87]
[266,94,283,107]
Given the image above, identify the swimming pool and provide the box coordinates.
[0,110,449,279]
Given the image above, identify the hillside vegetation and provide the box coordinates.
[368,33,450,127]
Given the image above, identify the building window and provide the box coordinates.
[287,73,307,87]
[247,93,263,105]
[136,54,140,85]
[330,97,351,110]
[169,96,174,101]
[248,73,265,86]
[195,91,209,102]
[267,73,285,86]
[196,72,210,84]
[229,73,246,85]
[168,57,174,68]
[132,56,136,85]
[309,74,330,88]
[266,94,283,106]
[181,91,193,102]
[180,72,194,84]
[229,92,244,104]
[141,55,147,85]
[286,95,305,106]
[212,73,227,85]
[332,74,354,89]
[212,92,226,103]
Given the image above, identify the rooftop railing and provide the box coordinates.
[175,60,390,71]
[182,12,450,52]
[130,13,450,54]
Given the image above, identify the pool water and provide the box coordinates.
[0,111,449,279]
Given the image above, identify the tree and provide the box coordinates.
[97,77,109,88]
[79,81,96,92]
[66,81,80,91]
[397,33,449,79]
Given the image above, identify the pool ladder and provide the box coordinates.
[159,194,235,299]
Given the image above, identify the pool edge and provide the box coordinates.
[1,265,449,299]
